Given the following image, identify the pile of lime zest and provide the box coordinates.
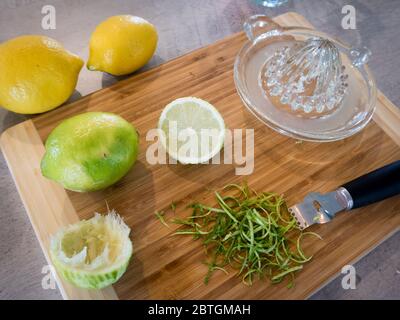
[157,183,322,287]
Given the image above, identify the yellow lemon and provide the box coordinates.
[0,35,83,114]
[87,15,158,76]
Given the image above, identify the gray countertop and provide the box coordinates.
[0,0,399,300]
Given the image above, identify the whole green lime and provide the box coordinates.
[41,112,139,192]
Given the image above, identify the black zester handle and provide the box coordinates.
[342,160,400,209]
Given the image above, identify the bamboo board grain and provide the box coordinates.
[1,12,400,300]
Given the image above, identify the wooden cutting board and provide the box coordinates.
[1,12,400,300]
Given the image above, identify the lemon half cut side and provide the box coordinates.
[158,97,225,164]
[50,211,132,290]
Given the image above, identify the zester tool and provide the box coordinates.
[289,160,400,229]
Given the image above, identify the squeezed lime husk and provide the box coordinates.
[50,211,132,289]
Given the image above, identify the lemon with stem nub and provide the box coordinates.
[0,35,83,114]
[87,15,158,76]
[50,211,132,289]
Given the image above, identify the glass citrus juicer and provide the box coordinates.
[234,15,377,141]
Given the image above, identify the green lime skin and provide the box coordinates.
[41,112,139,192]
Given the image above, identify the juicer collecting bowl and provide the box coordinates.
[234,15,377,142]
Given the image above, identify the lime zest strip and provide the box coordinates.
[155,210,170,229]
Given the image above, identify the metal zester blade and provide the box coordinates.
[288,187,353,230]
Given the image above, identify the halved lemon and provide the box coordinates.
[158,97,225,164]
[50,211,132,289]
